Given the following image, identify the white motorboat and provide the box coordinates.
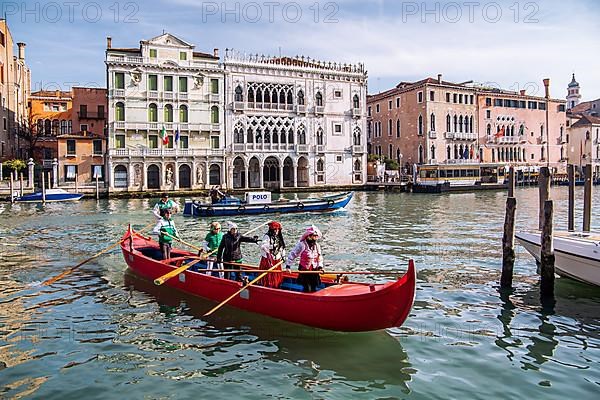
[515,230,600,286]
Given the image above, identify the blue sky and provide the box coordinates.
[4,0,600,99]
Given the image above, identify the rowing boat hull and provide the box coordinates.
[120,229,416,332]
[183,192,353,217]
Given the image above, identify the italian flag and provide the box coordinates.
[160,126,169,145]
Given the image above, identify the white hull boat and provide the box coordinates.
[516,231,600,287]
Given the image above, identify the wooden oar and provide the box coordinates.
[204,260,283,317]
[153,220,271,286]
[42,221,155,286]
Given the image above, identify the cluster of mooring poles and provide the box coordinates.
[501,163,594,298]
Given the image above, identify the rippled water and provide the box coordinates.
[0,188,598,399]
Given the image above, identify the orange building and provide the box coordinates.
[28,90,72,169]
[57,87,107,186]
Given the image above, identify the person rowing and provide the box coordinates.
[152,193,179,220]
[216,221,259,281]
[286,225,324,292]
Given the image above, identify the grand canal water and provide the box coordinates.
[0,188,599,399]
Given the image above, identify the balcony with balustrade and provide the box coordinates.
[108,147,223,158]
[428,131,437,139]
[111,122,214,132]
[231,143,295,153]
[315,106,325,115]
[351,108,361,118]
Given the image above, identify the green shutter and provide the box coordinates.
[164,76,173,92]
[115,73,124,89]
[179,77,187,92]
[150,49,157,58]
[211,79,219,94]
[149,75,157,91]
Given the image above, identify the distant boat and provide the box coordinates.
[516,230,600,286]
[183,191,353,217]
[14,188,84,203]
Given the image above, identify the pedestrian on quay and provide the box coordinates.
[259,221,286,288]
[286,225,324,293]
[152,209,179,260]
[216,221,259,281]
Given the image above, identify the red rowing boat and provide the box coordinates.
[120,228,416,332]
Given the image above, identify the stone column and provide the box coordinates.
[108,158,114,189]
[174,162,180,190]
[142,162,148,190]
[259,159,264,189]
[52,158,58,187]
[28,158,34,188]
[244,163,249,189]
[204,161,209,188]
[279,163,284,189]
[292,160,298,187]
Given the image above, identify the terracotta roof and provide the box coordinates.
[193,51,219,60]
[30,90,72,99]
[570,100,593,113]
[570,114,600,128]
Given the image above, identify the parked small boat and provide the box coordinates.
[120,228,416,332]
[183,191,353,217]
[516,230,600,286]
[14,188,83,202]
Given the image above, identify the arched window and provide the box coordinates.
[353,94,360,109]
[280,130,286,144]
[316,92,323,107]
[264,128,271,144]
[388,119,392,136]
[431,145,436,160]
[272,128,279,144]
[459,116,464,133]
[52,119,59,135]
[353,127,361,146]
[279,90,285,105]
[540,124,544,136]
[148,103,158,122]
[264,88,271,103]
[297,90,305,105]
[453,115,458,132]
[446,114,451,132]
[37,119,44,135]
[316,158,324,172]
[256,88,263,103]
[418,115,423,135]
[211,106,219,123]
[287,91,293,105]
[247,127,254,143]
[316,128,324,145]
[255,128,262,143]
[164,104,173,122]
[447,145,451,160]
[470,116,474,133]
[179,105,188,122]
[234,124,244,143]
[396,119,401,138]
[115,102,125,121]
[430,113,436,132]
[354,159,361,172]
[487,124,491,136]
[297,125,306,145]
[288,128,294,144]
[248,87,255,103]
[418,144,424,164]
[235,85,243,102]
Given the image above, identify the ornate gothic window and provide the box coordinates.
[297,90,305,105]
[316,92,323,107]
[235,86,243,102]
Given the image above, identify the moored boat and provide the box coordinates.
[120,228,416,332]
[516,230,600,286]
[14,188,84,202]
[183,191,353,217]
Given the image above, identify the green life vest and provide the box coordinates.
[157,199,175,217]
[204,231,224,252]
[159,220,177,244]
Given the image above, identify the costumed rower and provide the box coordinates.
[216,221,259,281]
[152,193,179,220]
[152,208,179,260]
[286,225,324,293]
[259,221,286,288]
[198,221,224,277]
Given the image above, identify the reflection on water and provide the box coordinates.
[0,188,599,399]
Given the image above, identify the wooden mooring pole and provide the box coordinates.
[540,200,555,298]
[538,167,550,230]
[9,173,14,203]
[42,171,46,203]
[96,174,100,200]
[567,164,575,232]
[583,164,592,232]
[501,166,516,288]
[19,173,24,197]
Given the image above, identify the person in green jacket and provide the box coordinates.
[199,221,224,277]
[152,193,179,220]
[152,209,179,260]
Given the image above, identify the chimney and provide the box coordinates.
[520,89,526,96]
[17,43,26,60]
[107,36,112,49]
[543,78,550,99]
[437,74,442,84]
[213,48,219,58]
